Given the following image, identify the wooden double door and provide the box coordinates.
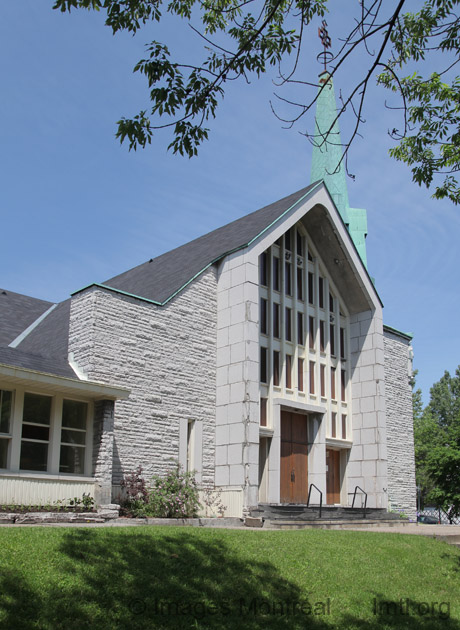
[280,411,309,503]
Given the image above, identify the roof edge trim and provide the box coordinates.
[8,304,57,349]
[163,182,323,305]
[0,363,130,399]
[71,283,163,306]
[246,181,323,248]
[383,324,413,341]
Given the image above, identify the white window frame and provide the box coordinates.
[1,385,94,478]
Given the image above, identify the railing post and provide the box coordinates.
[307,483,323,519]
[351,486,367,518]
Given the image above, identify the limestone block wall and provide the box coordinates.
[68,267,217,491]
[383,328,417,520]
[92,399,115,504]
[348,308,388,509]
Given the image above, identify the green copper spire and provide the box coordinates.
[310,71,368,268]
[310,72,350,224]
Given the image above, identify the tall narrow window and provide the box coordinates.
[285,354,292,389]
[284,230,292,251]
[20,393,51,472]
[273,303,280,338]
[259,252,268,286]
[297,267,303,301]
[273,351,280,387]
[297,312,304,345]
[60,399,88,475]
[186,420,195,472]
[331,367,336,400]
[298,358,304,392]
[309,362,315,395]
[285,307,292,341]
[260,298,268,335]
[308,272,314,305]
[296,230,303,256]
[309,316,315,349]
[260,347,267,383]
[260,398,268,427]
[342,414,347,439]
[330,324,336,356]
[320,321,325,352]
[273,256,280,291]
[285,262,292,296]
[319,277,324,309]
[341,370,347,402]
[331,412,337,438]
[320,365,326,397]
[340,327,346,360]
[329,292,334,313]
[0,390,12,469]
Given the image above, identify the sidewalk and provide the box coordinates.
[347,522,460,546]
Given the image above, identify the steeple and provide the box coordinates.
[309,26,368,267]
[310,72,368,267]
[310,72,350,225]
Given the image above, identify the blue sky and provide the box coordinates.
[1,2,459,404]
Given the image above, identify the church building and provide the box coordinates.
[0,72,417,519]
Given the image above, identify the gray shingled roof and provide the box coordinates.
[17,300,70,362]
[0,184,320,378]
[102,184,319,304]
[0,289,53,346]
[0,346,76,379]
[0,289,72,379]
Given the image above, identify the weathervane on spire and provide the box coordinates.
[317,20,333,73]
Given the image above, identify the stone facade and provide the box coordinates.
[215,249,260,512]
[69,267,218,493]
[348,309,388,508]
[383,327,417,519]
[92,399,115,504]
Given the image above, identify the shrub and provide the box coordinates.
[120,465,149,517]
[201,487,227,517]
[147,465,201,518]
[120,464,201,518]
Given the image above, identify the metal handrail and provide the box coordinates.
[352,485,368,518]
[307,483,323,519]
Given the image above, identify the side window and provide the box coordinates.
[60,400,88,475]
[0,390,12,469]
[20,393,51,472]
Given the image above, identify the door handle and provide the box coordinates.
[291,470,295,482]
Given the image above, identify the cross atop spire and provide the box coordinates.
[317,20,332,73]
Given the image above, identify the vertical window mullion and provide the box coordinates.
[9,388,23,471]
[49,397,62,474]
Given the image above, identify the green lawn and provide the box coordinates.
[0,526,459,629]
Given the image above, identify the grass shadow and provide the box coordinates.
[33,528,332,630]
[1,527,459,630]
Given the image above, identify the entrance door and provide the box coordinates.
[280,412,308,503]
[326,449,341,504]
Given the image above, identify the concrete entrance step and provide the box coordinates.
[251,504,403,522]
[266,519,412,530]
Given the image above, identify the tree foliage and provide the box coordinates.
[53,0,460,202]
[414,367,460,520]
